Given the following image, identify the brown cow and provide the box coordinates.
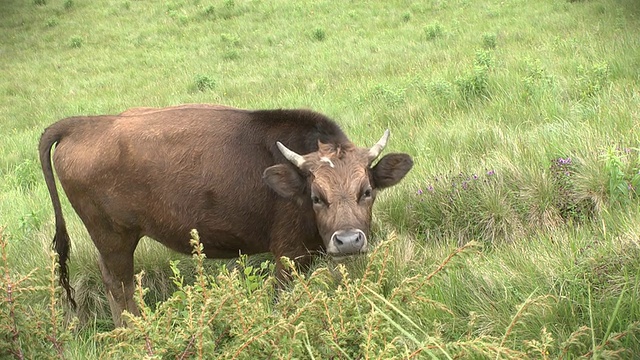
[39,104,413,326]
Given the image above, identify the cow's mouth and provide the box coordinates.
[328,251,368,263]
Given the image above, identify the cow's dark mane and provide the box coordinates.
[250,109,351,154]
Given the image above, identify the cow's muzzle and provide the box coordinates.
[328,229,367,256]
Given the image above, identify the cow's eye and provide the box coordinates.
[312,195,322,205]
[361,188,372,201]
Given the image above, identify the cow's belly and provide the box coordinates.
[148,227,271,259]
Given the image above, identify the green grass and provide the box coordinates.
[2,0,640,358]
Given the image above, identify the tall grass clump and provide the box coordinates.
[412,169,524,244]
[410,146,640,244]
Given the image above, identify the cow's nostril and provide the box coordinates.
[331,229,366,255]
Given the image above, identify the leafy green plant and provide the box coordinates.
[11,159,39,191]
[69,36,83,48]
[193,74,216,92]
[201,4,215,17]
[577,61,610,98]
[456,65,490,101]
[312,28,326,42]
[219,0,243,19]
[46,18,59,27]
[523,58,554,100]
[368,83,405,106]
[482,32,497,49]
[424,22,444,40]
[601,146,639,204]
[474,48,494,69]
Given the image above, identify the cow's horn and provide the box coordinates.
[368,129,390,161]
[277,141,306,168]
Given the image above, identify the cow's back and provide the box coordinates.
[51,105,277,257]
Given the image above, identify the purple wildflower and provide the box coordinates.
[462,181,468,190]
[417,188,423,195]
[427,185,434,192]
[472,174,478,180]
[557,157,572,166]
[487,170,495,176]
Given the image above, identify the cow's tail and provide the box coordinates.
[38,123,77,309]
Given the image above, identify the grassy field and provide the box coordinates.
[1,0,640,358]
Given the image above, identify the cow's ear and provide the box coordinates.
[263,164,306,198]
[371,153,413,189]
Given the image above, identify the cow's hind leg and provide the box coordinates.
[91,231,140,328]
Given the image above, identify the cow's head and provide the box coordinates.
[263,130,413,259]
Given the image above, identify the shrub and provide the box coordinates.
[456,65,490,101]
[577,61,610,98]
[46,18,59,27]
[69,36,83,48]
[427,79,455,102]
[193,75,216,92]
[0,228,76,359]
[11,159,39,191]
[202,5,215,16]
[368,83,406,106]
[482,32,497,49]
[219,0,244,20]
[312,28,326,42]
[523,58,554,100]
[94,231,524,358]
[424,22,443,40]
[601,146,640,204]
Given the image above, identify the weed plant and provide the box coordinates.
[3,228,639,358]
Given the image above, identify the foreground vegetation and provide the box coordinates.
[1,0,639,358]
